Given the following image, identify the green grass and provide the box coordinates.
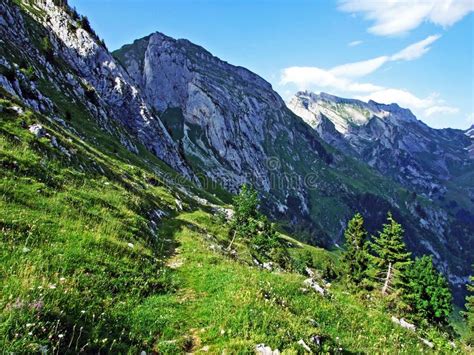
[0,92,467,353]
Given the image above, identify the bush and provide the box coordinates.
[20,65,37,81]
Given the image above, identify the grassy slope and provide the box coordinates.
[0,92,463,353]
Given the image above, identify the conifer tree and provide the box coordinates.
[371,212,411,295]
[466,270,474,345]
[342,213,370,285]
[404,256,452,325]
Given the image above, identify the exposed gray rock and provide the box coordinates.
[303,278,326,296]
[297,339,312,352]
[0,0,194,180]
[115,33,473,303]
[255,344,280,355]
[288,91,473,195]
[28,124,45,138]
[420,338,434,348]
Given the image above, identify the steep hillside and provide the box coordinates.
[0,0,471,352]
[0,90,462,354]
[0,0,192,178]
[115,33,471,297]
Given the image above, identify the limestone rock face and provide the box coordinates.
[115,32,334,211]
[288,91,473,196]
[0,0,193,179]
[115,33,474,300]
[2,0,472,303]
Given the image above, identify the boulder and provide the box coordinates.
[255,344,280,355]
[303,278,325,296]
[28,124,45,138]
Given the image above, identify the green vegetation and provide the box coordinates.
[341,213,370,286]
[370,212,412,297]
[1,0,471,351]
[340,212,455,334]
[229,184,289,268]
[466,271,474,345]
[1,92,464,352]
[404,256,452,325]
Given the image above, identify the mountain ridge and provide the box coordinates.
[115,32,472,298]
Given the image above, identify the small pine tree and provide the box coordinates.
[371,212,411,295]
[342,213,370,286]
[404,256,452,325]
[466,270,474,345]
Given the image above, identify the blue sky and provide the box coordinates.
[69,0,473,129]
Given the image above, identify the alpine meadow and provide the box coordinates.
[1,0,473,353]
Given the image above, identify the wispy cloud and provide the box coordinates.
[357,89,458,118]
[282,35,440,84]
[338,0,474,36]
[280,35,458,123]
[391,34,441,61]
[280,66,382,93]
[330,56,389,78]
[348,40,363,47]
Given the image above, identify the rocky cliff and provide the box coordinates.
[1,0,471,302]
[0,0,193,178]
[288,91,473,196]
[115,33,472,299]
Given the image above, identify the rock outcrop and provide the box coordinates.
[288,91,473,195]
[0,0,193,178]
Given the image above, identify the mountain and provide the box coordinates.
[0,0,471,352]
[114,33,472,298]
[0,0,194,180]
[467,125,474,158]
[288,91,473,197]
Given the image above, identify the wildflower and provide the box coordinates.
[13,298,24,309]
[59,277,66,282]
[127,243,134,248]
[30,300,44,310]
[58,334,64,339]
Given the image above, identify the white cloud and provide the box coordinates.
[280,66,382,93]
[391,34,441,61]
[348,40,363,47]
[280,35,458,126]
[285,35,440,85]
[330,56,389,77]
[338,0,474,36]
[281,35,440,86]
[357,89,459,118]
[424,106,460,117]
